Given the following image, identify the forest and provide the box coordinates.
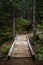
[0,0,43,60]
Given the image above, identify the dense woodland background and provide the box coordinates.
[0,0,43,60]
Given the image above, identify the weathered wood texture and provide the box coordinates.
[8,34,35,58]
[11,35,31,57]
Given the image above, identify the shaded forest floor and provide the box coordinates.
[0,58,43,65]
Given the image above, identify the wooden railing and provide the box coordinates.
[8,35,18,58]
[26,34,35,60]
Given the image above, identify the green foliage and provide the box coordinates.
[38,33,43,45]
[2,32,13,40]
[0,32,13,46]
[15,17,31,33]
[37,47,43,54]
[37,24,43,29]
[0,1,13,43]
[0,40,4,46]
[1,44,11,57]
[34,41,43,60]
[16,17,30,26]
[37,47,43,60]
[37,54,43,60]
[34,32,43,60]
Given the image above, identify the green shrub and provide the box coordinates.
[2,44,11,55]
[1,32,13,41]
[37,47,43,53]
[37,54,43,60]
[15,17,31,33]
[37,47,43,60]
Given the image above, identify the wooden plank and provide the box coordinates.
[11,50,31,57]
[11,35,31,57]
[8,35,34,58]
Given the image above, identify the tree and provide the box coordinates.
[32,0,37,44]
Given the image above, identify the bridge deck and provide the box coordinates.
[11,35,31,58]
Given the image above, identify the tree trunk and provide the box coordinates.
[13,8,15,40]
[32,0,37,44]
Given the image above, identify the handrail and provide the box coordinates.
[26,34,35,60]
[8,35,18,57]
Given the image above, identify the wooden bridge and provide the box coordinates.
[8,34,35,60]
